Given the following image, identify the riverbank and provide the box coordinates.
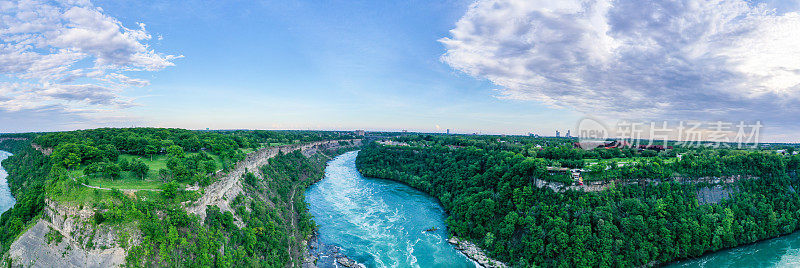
[0,151,15,216]
[303,230,365,268]
[447,236,507,268]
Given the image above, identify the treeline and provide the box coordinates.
[356,142,800,267]
[39,128,252,177]
[34,128,355,185]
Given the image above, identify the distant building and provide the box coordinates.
[377,140,409,146]
[556,131,560,137]
[446,129,450,135]
[573,140,646,150]
[566,130,571,138]
[355,130,365,136]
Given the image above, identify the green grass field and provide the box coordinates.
[64,152,228,190]
[66,152,222,190]
[68,165,164,190]
[51,181,117,205]
[119,154,168,176]
[87,177,164,190]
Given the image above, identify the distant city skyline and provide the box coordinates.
[2,0,800,142]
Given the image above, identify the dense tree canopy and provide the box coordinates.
[357,137,800,267]
[0,128,358,266]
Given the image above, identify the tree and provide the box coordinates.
[100,144,120,162]
[130,159,149,179]
[158,168,171,182]
[145,145,159,160]
[202,160,217,175]
[119,158,130,171]
[64,152,80,170]
[84,162,104,177]
[103,163,121,180]
[161,181,180,199]
[167,145,185,158]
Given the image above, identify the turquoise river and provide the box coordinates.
[0,150,15,216]
[305,151,476,267]
[305,150,800,267]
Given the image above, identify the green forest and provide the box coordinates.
[0,128,357,267]
[4,128,800,267]
[356,136,800,267]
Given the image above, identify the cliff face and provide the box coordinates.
[8,199,140,268]
[4,139,362,268]
[187,139,362,223]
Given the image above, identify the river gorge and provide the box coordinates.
[4,149,800,267]
[304,151,800,268]
[305,151,476,267]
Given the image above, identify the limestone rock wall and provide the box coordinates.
[8,199,139,268]
[187,139,361,224]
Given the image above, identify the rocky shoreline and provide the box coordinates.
[448,236,507,268]
[303,231,365,268]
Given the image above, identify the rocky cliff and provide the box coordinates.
[7,199,140,268]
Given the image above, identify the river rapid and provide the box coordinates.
[0,150,15,216]
[305,151,476,267]
[667,230,800,267]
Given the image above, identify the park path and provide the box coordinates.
[67,173,162,194]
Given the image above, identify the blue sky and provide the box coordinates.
[1,0,800,141]
[113,0,579,134]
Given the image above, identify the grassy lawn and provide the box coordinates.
[86,176,163,190]
[119,154,168,178]
[68,154,169,190]
[203,153,224,170]
[65,152,224,190]
[51,182,116,205]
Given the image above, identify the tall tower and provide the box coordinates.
[556,130,560,137]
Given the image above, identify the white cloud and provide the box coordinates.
[441,0,800,128]
[0,0,179,122]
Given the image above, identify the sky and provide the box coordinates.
[1,0,800,142]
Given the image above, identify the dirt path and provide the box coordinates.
[68,174,161,194]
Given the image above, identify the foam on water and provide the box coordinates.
[306,151,477,267]
[0,150,15,216]
[667,230,800,267]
